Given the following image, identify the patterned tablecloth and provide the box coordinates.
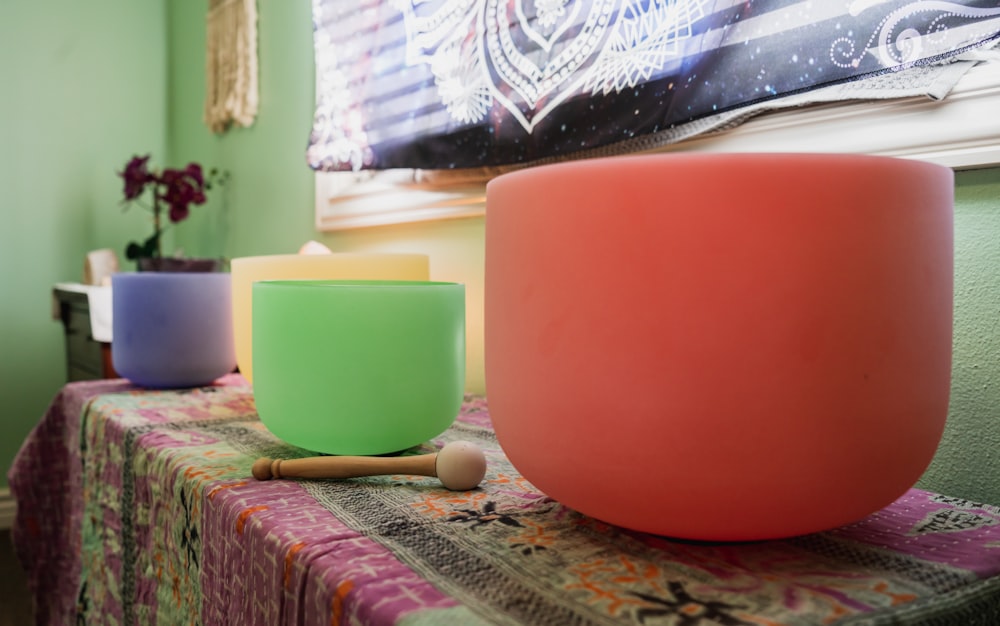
[8,376,1000,625]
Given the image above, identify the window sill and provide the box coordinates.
[316,61,1000,231]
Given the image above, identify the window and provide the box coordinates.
[316,59,999,229]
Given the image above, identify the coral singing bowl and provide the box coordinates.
[112,272,237,388]
[252,280,465,455]
[231,253,428,383]
[484,153,954,541]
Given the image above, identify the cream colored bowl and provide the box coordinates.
[231,253,429,383]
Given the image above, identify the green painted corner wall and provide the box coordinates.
[0,1,168,490]
[917,167,1000,502]
[1,1,997,507]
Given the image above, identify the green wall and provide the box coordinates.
[918,167,1000,501]
[0,1,168,490]
[2,1,998,508]
[166,0,317,260]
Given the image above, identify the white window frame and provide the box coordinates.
[315,61,1000,231]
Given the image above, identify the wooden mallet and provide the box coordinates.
[251,440,487,491]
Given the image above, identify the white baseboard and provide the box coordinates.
[0,487,15,530]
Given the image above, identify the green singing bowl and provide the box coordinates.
[252,280,466,455]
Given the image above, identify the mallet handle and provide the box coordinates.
[252,453,437,481]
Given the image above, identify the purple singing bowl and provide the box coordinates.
[112,272,236,388]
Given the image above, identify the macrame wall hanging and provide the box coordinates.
[205,0,259,133]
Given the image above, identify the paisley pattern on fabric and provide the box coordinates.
[8,377,1000,625]
[306,0,1000,170]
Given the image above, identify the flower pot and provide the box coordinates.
[137,257,224,273]
[484,152,954,541]
[112,272,236,388]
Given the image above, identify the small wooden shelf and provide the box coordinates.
[53,287,117,382]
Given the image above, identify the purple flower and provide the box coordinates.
[161,183,194,223]
[184,163,204,187]
[158,166,210,223]
[168,202,190,223]
[120,155,152,200]
[119,154,224,261]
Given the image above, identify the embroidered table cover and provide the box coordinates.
[9,376,1000,625]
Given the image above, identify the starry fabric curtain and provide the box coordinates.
[306,0,1000,172]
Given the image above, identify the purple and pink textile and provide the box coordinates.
[9,376,1000,624]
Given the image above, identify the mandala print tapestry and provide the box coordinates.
[307,0,1000,171]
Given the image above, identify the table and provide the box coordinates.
[9,376,1000,625]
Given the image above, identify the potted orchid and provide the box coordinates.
[118,154,228,271]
